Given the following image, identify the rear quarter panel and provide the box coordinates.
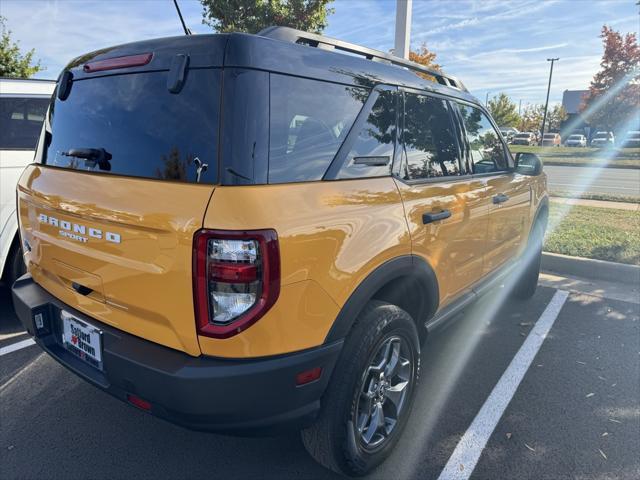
[200,178,411,357]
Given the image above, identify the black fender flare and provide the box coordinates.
[324,255,439,343]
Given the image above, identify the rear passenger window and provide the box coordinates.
[0,97,50,150]
[458,104,508,173]
[401,93,461,180]
[269,75,366,183]
[337,89,397,179]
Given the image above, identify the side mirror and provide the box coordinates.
[515,152,543,176]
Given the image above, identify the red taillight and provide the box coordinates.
[83,53,153,73]
[193,230,280,339]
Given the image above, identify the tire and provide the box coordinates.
[302,301,420,476]
[514,221,543,300]
[4,241,26,287]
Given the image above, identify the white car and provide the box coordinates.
[565,134,587,147]
[590,131,615,147]
[1,77,55,286]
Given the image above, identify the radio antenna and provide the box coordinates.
[173,0,192,35]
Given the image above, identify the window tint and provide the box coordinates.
[269,75,366,183]
[458,104,508,174]
[401,93,461,180]
[0,97,50,150]
[337,89,397,179]
[43,69,220,184]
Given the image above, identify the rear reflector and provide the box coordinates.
[296,367,323,386]
[127,394,152,411]
[84,53,153,73]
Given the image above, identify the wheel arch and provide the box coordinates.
[324,255,439,344]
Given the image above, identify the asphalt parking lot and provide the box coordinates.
[1,278,638,480]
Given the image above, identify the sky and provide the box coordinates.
[1,0,638,106]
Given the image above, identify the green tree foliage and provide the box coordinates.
[487,93,521,128]
[547,104,568,132]
[0,16,42,78]
[520,104,545,132]
[580,25,640,132]
[200,0,334,34]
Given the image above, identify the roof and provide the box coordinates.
[59,29,479,105]
[0,77,56,96]
[562,90,588,114]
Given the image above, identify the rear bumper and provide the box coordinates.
[12,274,342,433]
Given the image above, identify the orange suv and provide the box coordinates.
[12,27,548,476]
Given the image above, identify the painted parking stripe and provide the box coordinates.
[0,338,36,356]
[438,289,570,480]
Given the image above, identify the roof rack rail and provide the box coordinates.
[258,26,467,92]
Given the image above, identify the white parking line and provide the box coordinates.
[0,338,36,356]
[438,289,570,480]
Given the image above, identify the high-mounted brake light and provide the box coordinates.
[193,230,280,339]
[83,53,153,73]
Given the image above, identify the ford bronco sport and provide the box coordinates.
[12,27,547,476]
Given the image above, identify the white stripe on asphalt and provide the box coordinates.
[438,289,570,480]
[0,338,36,356]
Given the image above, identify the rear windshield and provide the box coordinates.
[43,69,220,184]
[0,97,50,150]
[568,135,582,139]
[543,134,555,138]
[515,133,530,138]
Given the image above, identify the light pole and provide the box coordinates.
[485,91,490,106]
[540,57,559,144]
[394,0,413,59]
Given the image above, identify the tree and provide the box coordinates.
[0,16,42,78]
[200,0,334,34]
[547,104,567,132]
[487,93,520,128]
[409,42,440,70]
[408,42,440,83]
[520,104,545,132]
[580,25,640,132]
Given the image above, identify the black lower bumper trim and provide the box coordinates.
[11,274,343,433]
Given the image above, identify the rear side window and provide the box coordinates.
[43,69,220,184]
[457,104,508,174]
[401,93,461,180]
[336,89,397,179]
[268,75,366,183]
[0,97,50,150]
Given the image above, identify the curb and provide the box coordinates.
[542,252,640,284]
[543,161,639,170]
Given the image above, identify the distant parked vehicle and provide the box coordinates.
[542,133,561,147]
[500,129,516,143]
[512,132,536,146]
[0,77,55,287]
[565,134,587,147]
[622,130,640,148]
[591,131,615,147]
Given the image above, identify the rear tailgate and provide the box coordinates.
[17,36,225,355]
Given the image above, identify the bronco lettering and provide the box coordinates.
[37,214,121,244]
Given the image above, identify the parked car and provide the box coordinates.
[622,130,640,148]
[591,131,615,147]
[500,127,519,144]
[0,77,55,287]
[542,133,561,147]
[512,132,537,145]
[564,134,587,147]
[11,28,548,477]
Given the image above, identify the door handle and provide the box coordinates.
[422,210,451,224]
[493,193,510,204]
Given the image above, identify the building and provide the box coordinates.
[561,89,590,135]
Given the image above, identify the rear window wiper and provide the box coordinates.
[62,148,112,171]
